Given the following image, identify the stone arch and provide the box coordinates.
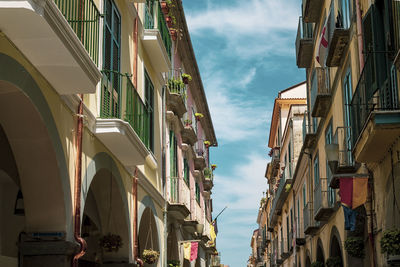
[81,152,132,263]
[329,226,343,265]
[316,238,325,264]
[0,53,71,235]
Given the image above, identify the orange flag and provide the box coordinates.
[352,177,368,209]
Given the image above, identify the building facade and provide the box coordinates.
[0,0,217,266]
[255,0,400,266]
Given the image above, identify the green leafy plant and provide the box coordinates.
[326,256,342,267]
[168,78,184,92]
[168,260,180,267]
[195,112,204,120]
[380,228,400,256]
[99,233,123,252]
[182,73,192,81]
[143,249,160,264]
[345,236,365,258]
[204,168,212,179]
[184,119,192,126]
[204,140,211,147]
[311,262,324,267]
[211,164,217,170]
[260,197,266,206]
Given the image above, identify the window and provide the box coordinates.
[314,153,320,186]
[195,182,200,203]
[303,183,306,207]
[325,120,335,206]
[339,0,351,29]
[343,70,354,166]
[288,141,292,177]
[145,70,154,152]
[102,0,121,118]
[169,131,178,178]
[183,158,190,186]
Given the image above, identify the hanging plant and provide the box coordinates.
[143,249,160,264]
[195,112,204,121]
[380,228,400,256]
[99,233,123,252]
[211,164,217,170]
[326,256,342,267]
[311,262,324,267]
[169,28,177,41]
[165,16,173,27]
[168,260,180,267]
[345,236,365,258]
[181,73,192,84]
[160,1,169,15]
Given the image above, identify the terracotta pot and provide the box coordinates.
[166,16,173,27]
[160,2,169,15]
[182,76,189,84]
[170,29,177,41]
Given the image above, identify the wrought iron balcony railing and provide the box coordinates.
[54,0,100,65]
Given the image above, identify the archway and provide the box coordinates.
[316,238,325,264]
[0,53,71,265]
[139,207,160,266]
[80,168,130,266]
[329,226,343,266]
[305,249,311,267]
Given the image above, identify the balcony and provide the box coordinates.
[203,169,214,191]
[181,116,198,146]
[168,177,190,220]
[193,201,203,225]
[326,0,351,67]
[166,69,187,118]
[0,0,101,94]
[314,178,336,221]
[94,71,151,167]
[302,0,324,23]
[194,141,207,171]
[142,2,172,73]
[328,127,357,188]
[269,164,293,227]
[351,55,400,163]
[303,202,319,235]
[302,111,317,149]
[270,147,280,176]
[296,16,314,68]
[310,68,331,117]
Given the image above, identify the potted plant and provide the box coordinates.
[380,228,400,256]
[345,236,365,258]
[260,197,266,206]
[326,256,342,267]
[165,16,173,27]
[182,73,192,84]
[169,28,177,41]
[143,249,160,264]
[195,112,204,121]
[168,78,184,93]
[204,168,212,179]
[183,119,192,126]
[168,260,180,267]
[99,233,123,252]
[311,262,324,267]
[160,1,169,15]
[211,164,217,171]
[204,140,211,148]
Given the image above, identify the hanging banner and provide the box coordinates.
[316,16,329,67]
[183,241,199,262]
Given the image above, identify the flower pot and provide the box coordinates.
[165,16,173,28]
[170,29,177,41]
[182,76,189,84]
[160,2,169,15]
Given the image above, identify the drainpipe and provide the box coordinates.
[133,14,138,88]
[133,167,143,267]
[162,84,167,267]
[72,94,87,267]
[356,0,365,72]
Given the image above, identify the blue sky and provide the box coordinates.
[182,0,305,265]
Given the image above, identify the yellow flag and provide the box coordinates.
[183,242,191,260]
[210,223,216,244]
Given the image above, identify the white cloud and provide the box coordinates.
[186,0,300,58]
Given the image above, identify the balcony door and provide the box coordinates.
[343,70,353,166]
[102,0,120,118]
[339,0,351,29]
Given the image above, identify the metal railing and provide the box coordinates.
[204,168,213,182]
[145,1,172,59]
[303,202,313,231]
[393,0,400,52]
[333,126,354,168]
[310,67,329,114]
[54,0,100,65]
[314,177,334,216]
[100,70,151,149]
[350,54,398,146]
[302,111,315,142]
[167,69,186,97]
[170,176,179,203]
